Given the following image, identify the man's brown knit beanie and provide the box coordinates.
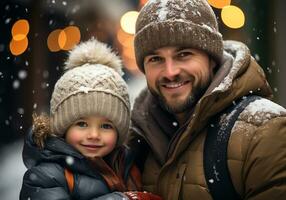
[134,0,223,72]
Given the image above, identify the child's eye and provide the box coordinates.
[75,121,88,127]
[101,123,114,130]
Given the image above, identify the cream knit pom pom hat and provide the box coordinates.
[50,39,130,145]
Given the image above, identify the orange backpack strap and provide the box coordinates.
[64,168,74,193]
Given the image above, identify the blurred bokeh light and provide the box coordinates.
[221,5,245,29]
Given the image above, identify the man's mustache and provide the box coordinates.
[158,75,195,85]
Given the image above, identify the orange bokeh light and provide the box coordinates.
[47,26,81,52]
[140,0,148,7]
[47,29,62,52]
[207,0,231,9]
[58,30,67,49]
[60,26,81,50]
[12,19,30,39]
[10,37,28,56]
[122,46,135,60]
[117,28,134,48]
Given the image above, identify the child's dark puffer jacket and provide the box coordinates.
[20,129,139,200]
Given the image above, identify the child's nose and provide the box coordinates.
[87,128,100,139]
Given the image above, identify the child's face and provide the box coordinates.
[65,116,117,158]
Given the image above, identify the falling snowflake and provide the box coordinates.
[254,54,260,61]
[17,108,25,114]
[71,5,80,14]
[66,156,74,165]
[18,70,28,80]
[13,80,20,89]
[0,44,4,52]
[33,103,37,109]
[5,18,11,24]
[43,70,49,79]
[266,67,272,74]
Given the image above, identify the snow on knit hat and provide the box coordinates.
[50,38,130,145]
[134,0,223,72]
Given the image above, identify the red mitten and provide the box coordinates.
[124,191,163,200]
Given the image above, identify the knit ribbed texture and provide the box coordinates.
[134,0,223,72]
[50,39,130,145]
[50,91,129,145]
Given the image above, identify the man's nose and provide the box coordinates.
[163,58,180,79]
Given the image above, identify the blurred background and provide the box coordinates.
[0,0,285,199]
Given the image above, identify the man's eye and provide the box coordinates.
[148,56,162,63]
[177,51,192,58]
[101,123,114,130]
[144,55,163,65]
[75,121,88,127]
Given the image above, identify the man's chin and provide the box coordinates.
[163,99,191,114]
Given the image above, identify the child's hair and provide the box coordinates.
[33,38,130,148]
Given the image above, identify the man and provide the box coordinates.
[127,0,286,199]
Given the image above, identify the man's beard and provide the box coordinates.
[148,73,212,114]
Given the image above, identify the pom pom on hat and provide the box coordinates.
[65,38,123,75]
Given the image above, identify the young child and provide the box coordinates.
[20,39,162,200]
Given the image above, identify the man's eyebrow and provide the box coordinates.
[176,47,192,52]
[146,51,157,56]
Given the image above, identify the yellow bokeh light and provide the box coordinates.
[10,37,28,56]
[117,28,134,48]
[61,26,81,50]
[207,0,231,9]
[12,19,30,38]
[47,29,62,52]
[221,5,245,29]
[120,11,139,34]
